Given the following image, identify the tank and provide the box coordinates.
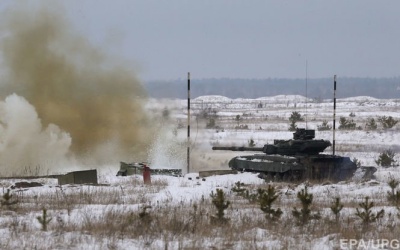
[212,128,357,182]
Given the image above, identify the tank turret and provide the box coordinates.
[212,128,357,182]
[213,128,331,156]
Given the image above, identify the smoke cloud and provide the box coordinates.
[0,94,71,175]
[0,2,153,174]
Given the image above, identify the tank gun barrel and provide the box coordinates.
[212,146,264,152]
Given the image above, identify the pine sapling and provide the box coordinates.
[189,203,200,233]
[37,208,52,231]
[259,186,282,222]
[288,120,297,131]
[330,197,344,223]
[231,181,247,194]
[397,206,400,219]
[138,205,152,223]
[242,189,259,203]
[387,178,400,207]
[292,186,320,225]
[355,196,384,231]
[375,149,397,167]
[3,189,12,203]
[1,189,17,208]
[210,189,230,223]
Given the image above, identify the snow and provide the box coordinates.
[193,95,232,102]
[0,94,399,249]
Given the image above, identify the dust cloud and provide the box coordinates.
[0,2,154,175]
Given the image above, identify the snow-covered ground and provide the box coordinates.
[0,95,399,250]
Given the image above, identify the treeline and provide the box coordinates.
[143,77,400,99]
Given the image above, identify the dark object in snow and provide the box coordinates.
[117,162,182,177]
[11,181,43,189]
[58,169,98,185]
[199,170,238,178]
[360,166,377,181]
[212,128,357,182]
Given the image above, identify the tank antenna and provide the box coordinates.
[333,75,337,156]
[305,59,308,128]
[187,72,191,173]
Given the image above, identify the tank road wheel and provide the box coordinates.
[275,173,285,182]
[282,173,289,181]
[282,172,293,182]
[290,170,304,181]
[266,172,275,181]
[271,173,279,182]
[259,172,273,181]
[280,171,304,182]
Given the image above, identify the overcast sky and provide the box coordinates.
[5,1,400,81]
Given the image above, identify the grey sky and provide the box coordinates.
[6,1,400,81]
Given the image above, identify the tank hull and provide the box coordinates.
[229,154,357,182]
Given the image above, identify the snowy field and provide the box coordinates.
[0,95,400,250]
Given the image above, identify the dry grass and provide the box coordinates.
[9,184,398,247]
[0,178,398,249]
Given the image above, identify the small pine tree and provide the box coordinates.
[365,118,377,130]
[338,117,357,130]
[37,208,52,231]
[248,138,256,147]
[289,111,304,123]
[139,205,152,220]
[1,189,17,208]
[378,116,399,129]
[288,120,297,131]
[206,118,216,129]
[387,178,400,207]
[317,120,332,131]
[189,204,199,234]
[3,189,12,202]
[330,197,344,223]
[241,189,259,203]
[259,186,282,222]
[397,206,400,219]
[210,189,230,222]
[375,149,397,167]
[231,182,247,194]
[292,187,320,225]
[355,196,384,231]
[235,115,241,124]
[288,112,303,131]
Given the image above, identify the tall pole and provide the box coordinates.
[187,72,191,173]
[333,75,337,156]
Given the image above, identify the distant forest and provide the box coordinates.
[143,77,400,99]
